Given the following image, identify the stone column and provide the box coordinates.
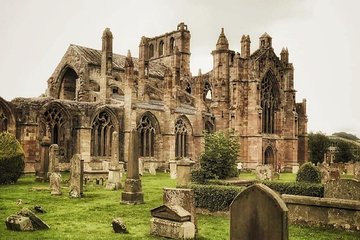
[106,131,122,190]
[35,136,51,182]
[121,129,144,204]
[176,158,195,186]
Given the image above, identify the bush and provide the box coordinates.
[199,132,239,180]
[189,184,244,212]
[0,132,25,184]
[262,181,324,197]
[296,162,321,183]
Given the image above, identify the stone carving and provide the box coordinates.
[121,129,144,204]
[69,154,83,198]
[230,184,289,240]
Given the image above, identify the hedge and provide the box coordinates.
[188,184,244,212]
[187,181,324,212]
[261,181,323,197]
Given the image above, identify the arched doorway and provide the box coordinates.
[59,68,78,100]
[264,146,275,168]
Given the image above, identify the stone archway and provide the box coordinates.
[58,67,78,100]
[264,146,275,168]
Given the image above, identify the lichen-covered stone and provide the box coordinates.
[112,218,128,234]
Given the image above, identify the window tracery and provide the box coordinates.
[175,119,188,157]
[137,115,155,157]
[261,72,279,134]
[91,111,114,157]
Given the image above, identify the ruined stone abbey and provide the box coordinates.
[0,23,307,174]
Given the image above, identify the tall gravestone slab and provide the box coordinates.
[48,144,59,174]
[230,184,289,240]
[69,154,83,198]
[106,131,122,190]
[35,136,51,182]
[163,188,197,231]
[121,129,144,204]
[176,159,195,186]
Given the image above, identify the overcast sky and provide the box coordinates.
[0,0,359,137]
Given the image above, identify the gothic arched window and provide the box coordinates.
[91,111,114,157]
[170,37,175,54]
[44,107,66,145]
[159,40,164,56]
[175,119,188,157]
[0,112,7,132]
[261,72,279,134]
[149,44,154,58]
[137,116,156,157]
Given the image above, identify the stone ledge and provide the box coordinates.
[282,194,360,211]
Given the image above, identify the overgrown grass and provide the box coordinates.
[0,173,359,239]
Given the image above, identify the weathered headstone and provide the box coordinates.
[230,184,288,240]
[106,131,122,190]
[49,172,62,195]
[149,162,156,175]
[17,207,50,230]
[256,164,273,181]
[48,144,59,174]
[112,218,128,234]
[169,160,177,179]
[163,188,197,231]
[121,129,144,204]
[69,154,83,198]
[138,158,144,175]
[35,136,51,182]
[5,215,33,231]
[318,163,330,184]
[329,168,340,181]
[176,158,195,186]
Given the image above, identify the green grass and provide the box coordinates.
[1,173,359,239]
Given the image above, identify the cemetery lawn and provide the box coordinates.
[0,173,359,239]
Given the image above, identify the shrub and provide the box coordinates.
[262,181,324,197]
[189,184,244,212]
[199,131,239,180]
[0,132,25,184]
[296,162,321,183]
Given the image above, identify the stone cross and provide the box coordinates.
[230,184,289,240]
[106,131,122,190]
[69,154,83,198]
[121,129,144,204]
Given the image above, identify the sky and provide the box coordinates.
[0,0,359,137]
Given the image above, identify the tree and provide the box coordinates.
[198,131,240,180]
[0,132,25,184]
[335,140,354,163]
[308,132,330,164]
[332,132,359,141]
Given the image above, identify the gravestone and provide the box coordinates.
[149,162,156,175]
[176,158,195,186]
[318,163,330,184]
[329,168,340,181]
[169,160,177,179]
[256,165,273,181]
[49,172,62,195]
[35,136,51,182]
[106,131,122,190]
[230,184,288,240]
[121,129,144,204]
[48,144,59,174]
[69,154,83,198]
[112,218,128,234]
[163,188,197,231]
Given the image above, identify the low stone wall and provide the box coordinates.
[325,179,360,200]
[282,194,360,230]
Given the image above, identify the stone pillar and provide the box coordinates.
[69,154,83,198]
[176,159,195,186]
[106,131,122,190]
[35,136,51,182]
[169,160,177,179]
[76,127,91,171]
[121,129,144,204]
